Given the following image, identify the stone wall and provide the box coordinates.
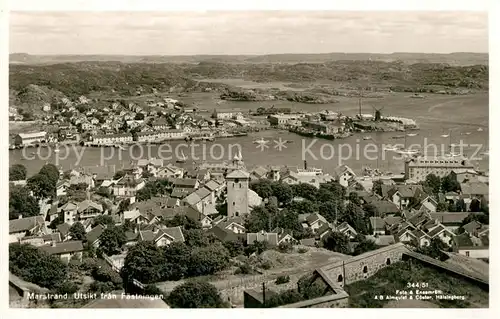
[319,243,410,287]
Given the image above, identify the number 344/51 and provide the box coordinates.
[407,282,429,288]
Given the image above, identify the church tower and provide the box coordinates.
[226,169,250,218]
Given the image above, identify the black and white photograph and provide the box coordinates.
[5,3,492,311]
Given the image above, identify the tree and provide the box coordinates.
[27,173,56,199]
[286,199,318,215]
[423,174,441,195]
[184,229,212,248]
[134,113,145,120]
[363,203,379,218]
[162,242,192,280]
[9,243,68,289]
[436,202,448,212]
[441,174,461,193]
[188,243,230,277]
[95,186,111,198]
[322,232,350,254]
[271,182,293,204]
[250,179,274,199]
[93,215,115,227]
[470,199,481,212]
[99,226,127,256]
[69,222,86,240]
[455,198,466,212]
[168,281,226,308]
[9,186,39,219]
[342,203,369,234]
[113,170,126,180]
[291,183,318,201]
[38,164,60,186]
[353,238,378,256]
[223,239,245,257]
[118,198,131,213]
[348,192,361,206]
[9,164,27,181]
[416,238,450,261]
[121,241,166,284]
[372,179,383,196]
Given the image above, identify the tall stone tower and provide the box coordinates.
[226,169,250,218]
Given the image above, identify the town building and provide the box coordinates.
[39,241,84,263]
[226,169,251,218]
[9,216,47,243]
[268,114,303,126]
[14,131,47,146]
[404,156,474,182]
[92,133,133,145]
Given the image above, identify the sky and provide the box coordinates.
[9,11,488,55]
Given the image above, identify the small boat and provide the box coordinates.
[396,149,419,156]
[363,136,372,141]
[477,128,484,132]
[445,152,462,157]
[465,132,471,135]
[285,140,294,144]
[383,145,399,152]
[391,135,405,139]
[54,148,60,153]
[253,137,267,144]
[441,134,450,138]
[480,151,489,156]
[407,133,418,137]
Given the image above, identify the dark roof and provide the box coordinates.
[429,212,470,225]
[86,225,104,244]
[383,216,402,227]
[57,223,71,237]
[39,240,84,255]
[411,229,428,239]
[453,233,474,247]
[396,185,423,198]
[427,225,447,238]
[9,216,45,234]
[370,200,400,214]
[463,221,482,234]
[171,187,193,198]
[315,223,332,237]
[207,225,243,242]
[380,184,395,198]
[172,178,198,187]
[369,217,385,230]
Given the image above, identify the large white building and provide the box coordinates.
[92,133,133,145]
[404,156,474,182]
[14,131,47,146]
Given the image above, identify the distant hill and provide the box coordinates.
[9,52,488,66]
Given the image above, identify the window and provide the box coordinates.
[363,266,368,273]
[233,202,235,206]
[337,275,343,282]
[386,258,391,265]
[239,183,242,188]
[465,251,470,257]
[235,212,239,217]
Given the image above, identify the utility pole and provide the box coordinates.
[262,282,266,307]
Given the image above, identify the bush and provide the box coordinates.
[89,281,115,293]
[234,264,253,275]
[277,242,293,253]
[297,247,308,254]
[92,265,123,287]
[260,260,272,270]
[275,275,290,285]
[167,281,227,308]
[55,281,79,294]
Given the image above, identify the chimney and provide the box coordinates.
[304,160,308,170]
[18,214,23,219]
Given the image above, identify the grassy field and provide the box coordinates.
[345,261,488,308]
